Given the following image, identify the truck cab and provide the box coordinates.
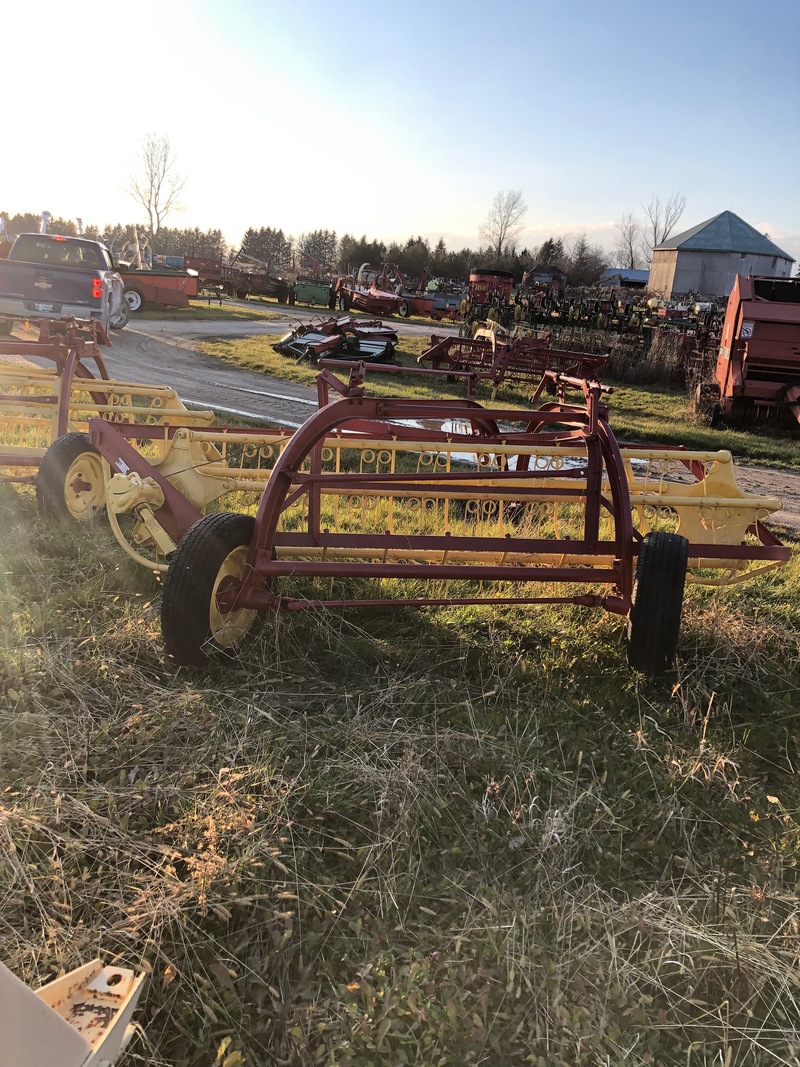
[0,233,129,333]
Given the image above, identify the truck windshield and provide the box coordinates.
[11,235,106,270]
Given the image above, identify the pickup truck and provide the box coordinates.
[0,233,129,334]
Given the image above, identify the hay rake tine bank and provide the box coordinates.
[35,360,790,677]
[0,315,214,490]
[167,368,786,676]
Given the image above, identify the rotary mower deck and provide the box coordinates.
[37,362,790,676]
[272,314,398,364]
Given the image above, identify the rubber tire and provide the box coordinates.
[37,432,105,521]
[161,512,256,667]
[125,288,144,312]
[397,300,409,318]
[109,297,130,330]
[338,292,351,312]
[626,531,689,676]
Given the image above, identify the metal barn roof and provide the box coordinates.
[653,211,792,260]
[599,268,650,284]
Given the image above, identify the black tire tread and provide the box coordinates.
[627,531,689,676]
[36,432,102,519]
[110,298,130,330]
[161,511,255,667]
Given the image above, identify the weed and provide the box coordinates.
[1,480,799,1064]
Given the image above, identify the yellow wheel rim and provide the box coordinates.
[209,545,256,647]
[63,452,106,520]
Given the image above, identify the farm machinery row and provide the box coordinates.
[268,314,608,389]
[1,315,790,677]
[463,267,723,340]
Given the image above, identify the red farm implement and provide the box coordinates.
[0,316,213,486]
[697,275,800,427]
[36,363,789,677]
[469,267,514,307]
[418,328,608,397]
[334,265,405,316]
[272,315,398,363]
[119,269,198,312]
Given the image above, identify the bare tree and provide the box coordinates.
[128,135,186,243]
[613,211,643,269]
[642,192,686,249]
[479,189,528,264]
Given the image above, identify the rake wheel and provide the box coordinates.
[161,512,257,667]
[626,531,688,676]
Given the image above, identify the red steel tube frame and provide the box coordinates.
[231,389,636,616]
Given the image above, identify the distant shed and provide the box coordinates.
[524,264,569,288]
[598,268,649,289]
[648,211,794,299]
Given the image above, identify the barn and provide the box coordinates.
[648,211,794,300]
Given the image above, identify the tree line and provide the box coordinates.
[1,209,611,286]
[238,227,609,286]
[0,211,226,260]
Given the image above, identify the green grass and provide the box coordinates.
[135,298,280,322]
[605,382,800,467]
[200,333,472,401]
[199,334,800,467]
[2,480,800,1065]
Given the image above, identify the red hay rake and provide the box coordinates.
[37,361,788,676]
[418,328,608,398]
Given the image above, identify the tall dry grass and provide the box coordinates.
[1,482,799,1066]
[549,326,696,387]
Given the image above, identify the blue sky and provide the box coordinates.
[4,0,798,259]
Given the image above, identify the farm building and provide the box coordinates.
[597,268,650,289]
[524,264,568,289]
[648,211,794,299]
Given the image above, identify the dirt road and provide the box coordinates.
[97,317,800,533]
[103,320,318,427]
[102,311,458,426]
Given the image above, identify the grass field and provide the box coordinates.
[1,473,799,1066]
[134,299,281,322]
[137,295,444,330]
[199,333,800,468]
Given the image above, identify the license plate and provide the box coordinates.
[34,302,54,312]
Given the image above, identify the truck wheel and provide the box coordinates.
[397,300,409,318]
[338,292,351,312]
[125,289,144,312]
[626,531,688,676]
[109,298,130,330]
[37,432,106,521]
[161,512,257,666]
